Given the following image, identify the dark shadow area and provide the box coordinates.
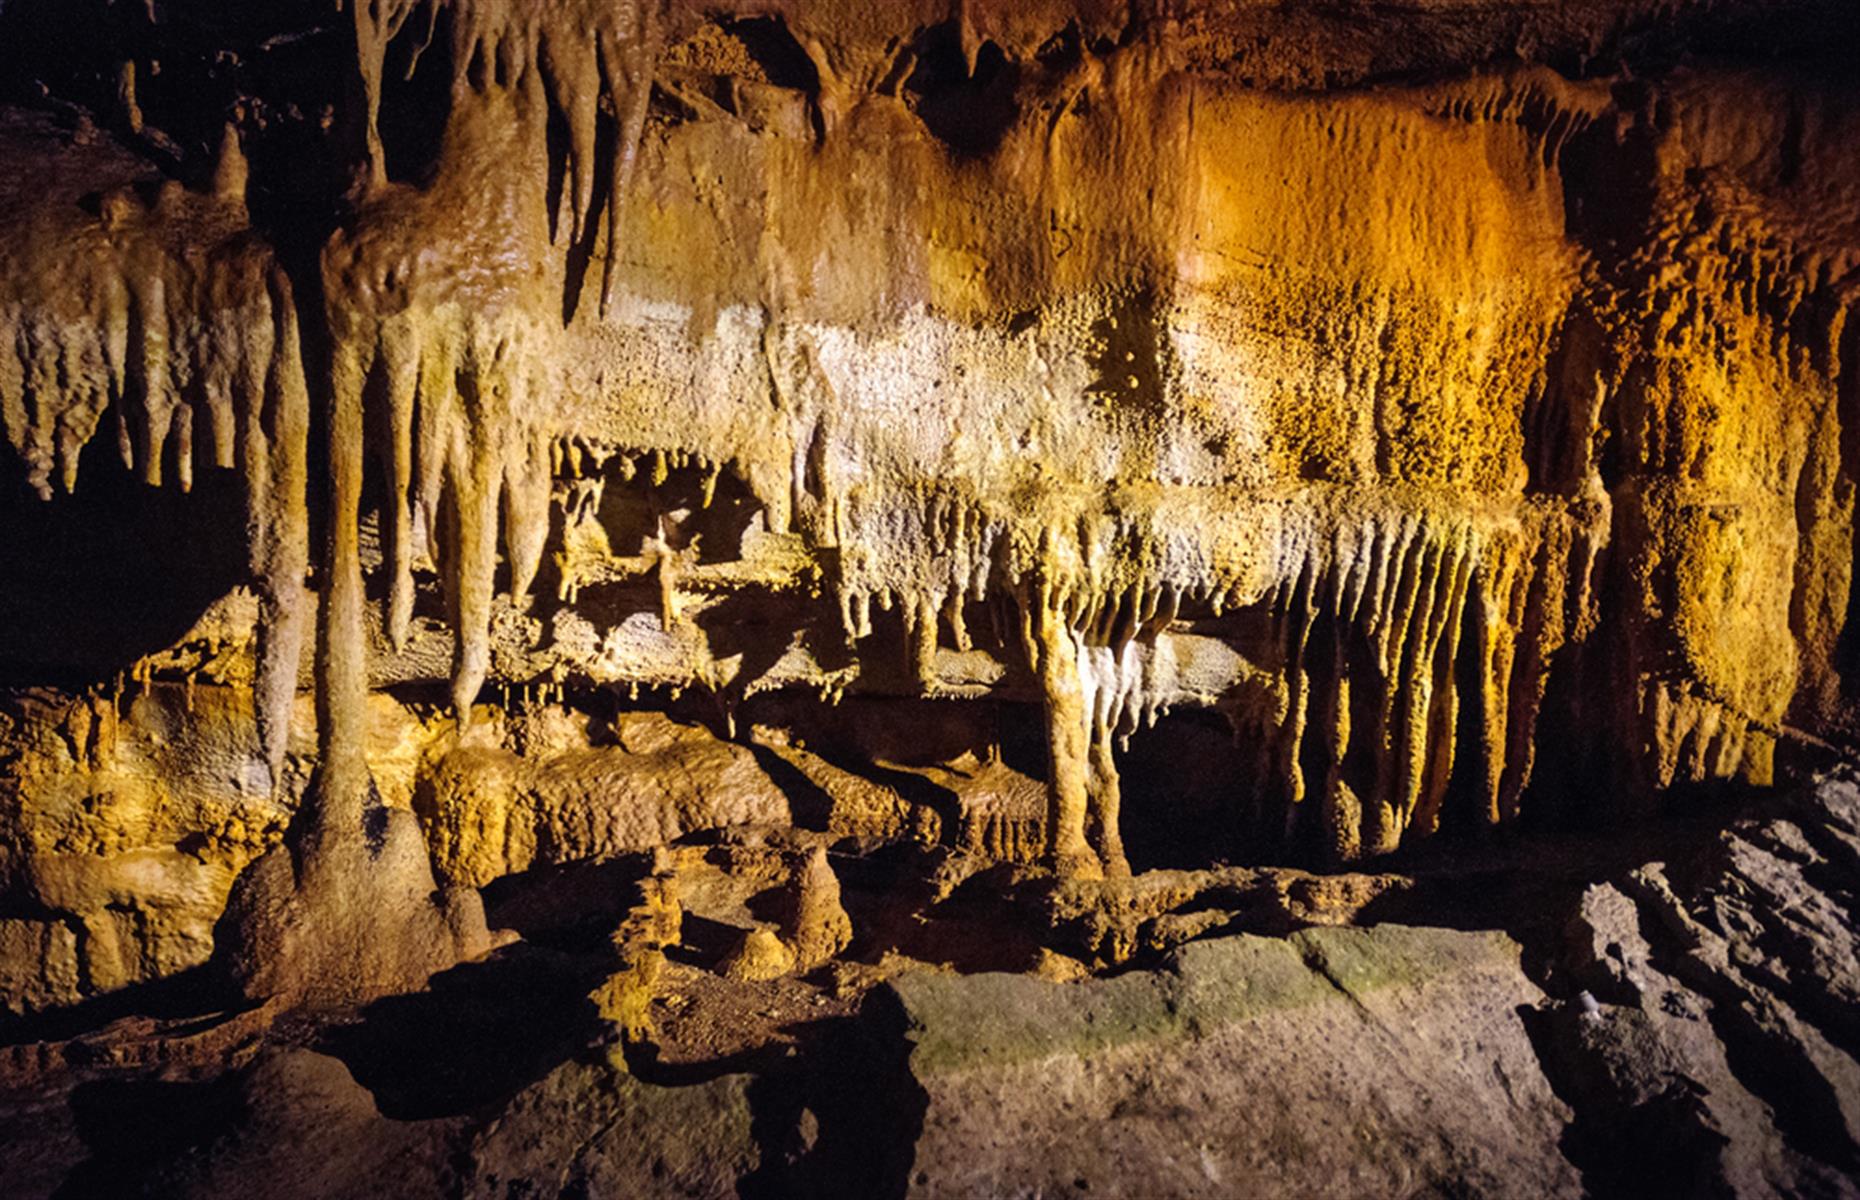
[619,1028,790,1088]
[830,846,1043,975]
[534,574,663,644]
[902,23,1019,159]
[553,83,621,325]
[735,989,927,1200]
[743,741,838,832]
[694,592,821,716]
[0,446,248,687]
[834,759,961,840]
[317,943,607,1121]
[723,17,820,93]
[52,1073,246,1200]
[587,456,763,564]
[742,691,1000,773]
[1117,709,1248,871]
[0,0,355,255]
[740,691,986,847]
[663,912,753,971]
[480,856,648,951]
[375,5,454,188]
[994,697,1051,784]
[0,965,238,1049]
[1352,790,1777,997]
[1518,1002,1737,1200]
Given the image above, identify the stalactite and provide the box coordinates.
[320,299,375,818]
[243,268,312,786]
[1192,500,1611,861]
[313,0,672,738]
[342,0,663,313]
[0,134,310,784]
[320,55,572,724]
[593,1,660,315]
[904,591,941,690]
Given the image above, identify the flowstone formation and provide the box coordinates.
[0,0,1858,1195]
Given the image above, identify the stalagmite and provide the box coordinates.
[779,846,853,971]
[1085,713,1128,879]
[1028,581,1100,880]
[216,251,495,1007]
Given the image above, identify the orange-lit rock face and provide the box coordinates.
[0,1,1857,1007]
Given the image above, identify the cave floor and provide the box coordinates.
[1,785,1855,1200]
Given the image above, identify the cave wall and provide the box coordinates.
[0,0,1857,1013]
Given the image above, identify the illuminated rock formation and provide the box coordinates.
[0,0,1856,1010]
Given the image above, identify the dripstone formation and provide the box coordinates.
[0,2,1857,1196]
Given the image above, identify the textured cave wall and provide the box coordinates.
[0,0,1858,1011]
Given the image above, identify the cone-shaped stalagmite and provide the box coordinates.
[779,846,853,971]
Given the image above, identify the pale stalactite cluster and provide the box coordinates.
[327,0,667,751]
[0,121,310,786]
[824,486,1610,873]
[754,451,1613,871]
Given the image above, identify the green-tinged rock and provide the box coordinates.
[889,924,1580,1198]
[462,1058,759,1199]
